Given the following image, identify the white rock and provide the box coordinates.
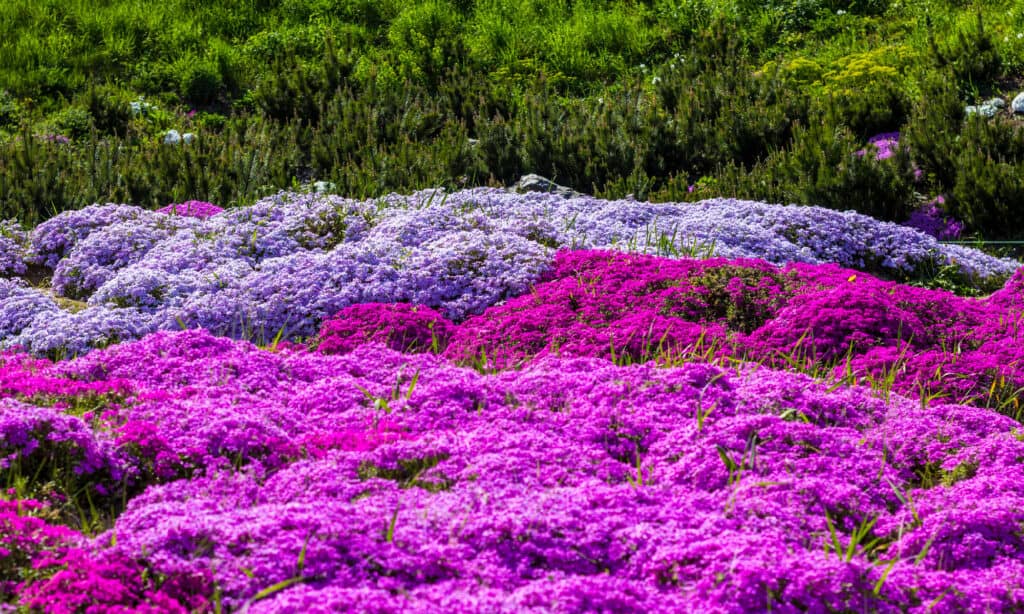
[313,180,336,193]
[182,132,196,144]
[985,97,1006,108]
[1013,92,1024,114]
[162,129,181,145]
[965,104,998,118]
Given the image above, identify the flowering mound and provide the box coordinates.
[0,188,1014,358]
[312,251,1024,412]
[0,330,1022,611]
[0,220,28,276]
[315,303,452,354]
[154,200,223,219]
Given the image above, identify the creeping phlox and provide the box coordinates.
[318,251,1024,412]
[0,189,1015,358]
[0,190,1022,611]
[0,330,1020,611]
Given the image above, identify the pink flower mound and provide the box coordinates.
[14,331,1021,611]
[745,282,927,362]
[1,499,77,601]
[442,251,785,367]
[989,266,1024,309]
[154,200,222,219]
[316,303,453,355]
[393,250,1019,410]
[19,547,211,613]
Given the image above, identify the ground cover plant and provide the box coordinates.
[4,329,1024,611]
[0,187,1022,611]
[0,188,1015,358]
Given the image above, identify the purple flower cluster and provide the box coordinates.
[856,131,901,161]
[0,329,1015,610]
[0,279,59,340]
[28,204,148,270]
[51,216,192,300]
[0,399,128,482]
[9,306,156,359]
[904,196,964,240]
[154,200,223,219]
[0,220,28,276]
[3,189,1014,356]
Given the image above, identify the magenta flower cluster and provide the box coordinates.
[0,328,1020,611]
[315,250,1024,410]
[154,200,224,219]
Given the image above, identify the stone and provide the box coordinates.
[1012,92,1024,114]
[162,129,181,145]
[984,97,1006,109]
[511,174,581,198]
[965,104,998,118]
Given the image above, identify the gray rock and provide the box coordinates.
[985,97,1006,109]
[965,104,998,118]
[511,174,581,198]
[162,129,181,145]
[129,100,156,117]
[1013,92,1024,114]
[313,180,336,193]
[182,132,196,144]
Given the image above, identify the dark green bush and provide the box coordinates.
[716,117,917,222]
[0,90,22,128]
[0,0,1019,244]
[905,75,1024,239]
[82,84,133,137]
[180,60,224,106]
[929,13,1002,93]
[52,107,93,140]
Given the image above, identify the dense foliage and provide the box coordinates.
[1,1,1024,238]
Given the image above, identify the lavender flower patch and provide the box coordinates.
[51,216,195,300]
[4,189,1016,356]
[28,204,149,269]
[0,220,28,277]
[8,306,156,359]
[0,279,60,340]
[378,187,1017,283]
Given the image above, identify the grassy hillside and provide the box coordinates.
[2,0,1024,238]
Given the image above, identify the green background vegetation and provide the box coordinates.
[2,0,1024,239]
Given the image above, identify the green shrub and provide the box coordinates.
[0,90,22,129]
[82,84,133,137]
[52,107,93,140]
[818,49,910,137]
[929,12,1003,92]
[716,117,917,222]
